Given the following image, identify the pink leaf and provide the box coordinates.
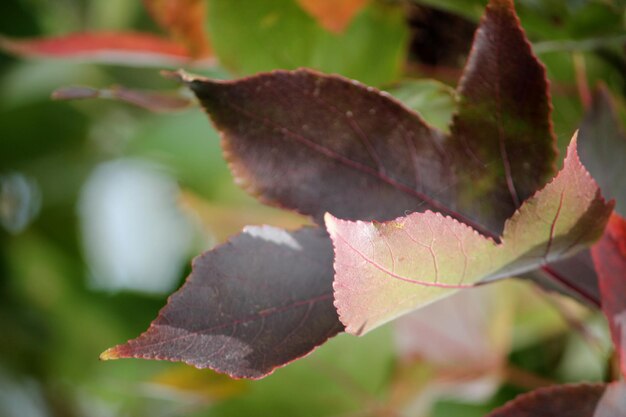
[327,135,613,335]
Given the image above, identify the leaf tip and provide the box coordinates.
[160,69,188,83]
[99,346,123,361]
[324,212,344,237]
[487,0,514,10]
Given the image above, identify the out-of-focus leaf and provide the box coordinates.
[201,327,394,417]
[52,85,194,113]
[411,0,485,22]
[296,0,369,33]
[385,79,456,133]
[0,32,209,68]
[101,226,343,379]
[485,382,626,417]
[178,190,310,242]
[326,136,613,335]
[149,365,247,400]
[206,0,407,86]
[578,85,626,217]
[591,213,626,379]
[389,283,513,414]
[394,284,511,374]
[143,0,212,57]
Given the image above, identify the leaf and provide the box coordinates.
[0,32,204,68]
[206,0,407,86]
[591,213,626,379]
[177,68,456,225]
[183,0,555,236]
[296,0,369,33]
[394,283,511,374]
[143,0,212,58]
[485,382,626,417]
[450,0,556,230]
[101,226,343,379]
[326,136,613,335]
[178,189,310,243]
[578,84,626,217]
[51,85,194,113]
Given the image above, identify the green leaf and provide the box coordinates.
[206,0,407,86]
[385,79,456,133]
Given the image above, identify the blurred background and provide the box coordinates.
[0,0,625,416]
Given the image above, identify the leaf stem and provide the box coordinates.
[540,265,601,309]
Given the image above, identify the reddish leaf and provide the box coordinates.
[485,382,626,417]
[178,0,554,237]
[143,0,212,58]
[450,0,556,229]
[296,0,369,33]
[52,85,194,113]
[0,32,201,67]
[578,84,626,217]
[591,213,626,379]
[101,226,343,379]
[326,136,612,335]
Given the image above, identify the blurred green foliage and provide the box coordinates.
[0,0,624,416]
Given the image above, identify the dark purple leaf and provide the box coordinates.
[101,226,343,379]
[450,0,556,231]
[486,382,626,417]
[177,0,554,237]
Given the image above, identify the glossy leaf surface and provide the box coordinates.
[102,226,343,379]
[327,137,612,335]
[592,213,626,379]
